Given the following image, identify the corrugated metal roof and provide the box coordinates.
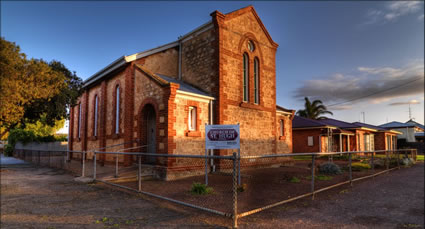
[156,74,212,97]
[293,116,331,128]
[352,122,388,131]
[379,121,414,129]
[276,105,294,114]
[320,118,359,129]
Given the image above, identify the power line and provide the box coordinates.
[327,77,423,107]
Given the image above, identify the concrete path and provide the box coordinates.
[0,161,423,228]
[0,154,29,168]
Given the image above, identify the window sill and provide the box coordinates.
[112,133,121,139]
[239,102,261,110]
[279,136,286,141]
[90,136,98,141]
[186,131,201,137]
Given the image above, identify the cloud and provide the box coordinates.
[293,59,425,109]
[389,99,421,106]
[364,1,423,25]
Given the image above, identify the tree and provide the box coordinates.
[296,97,333,120]
[0,37,82,139]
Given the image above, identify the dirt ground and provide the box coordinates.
[1,162,423,228]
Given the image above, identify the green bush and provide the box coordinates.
[289,176,301,183]
[6,128,67,153]
[190,182,213,195]
[319,162,342,175]
[3,144,14,156]
[351,162,371,171]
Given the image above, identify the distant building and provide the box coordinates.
[292,117,400,153]
[379,120,424,143]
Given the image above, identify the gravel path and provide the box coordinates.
[1,160,423,228]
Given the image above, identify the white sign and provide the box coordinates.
[205,124,240,149]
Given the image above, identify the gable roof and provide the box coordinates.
[406,119,425,130]
[156,74,212,98]
[379,121,415,129]
[222,5,278,48]
[293,116,336,129]
[319,118,360,129]
[276,105,295,115]
[352,122,388,131]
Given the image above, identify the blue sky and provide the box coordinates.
[2,1,424,126]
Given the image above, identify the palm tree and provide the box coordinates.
[296,97,333,120]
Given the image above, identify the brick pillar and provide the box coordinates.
[164,83,179,167]
[69,105,74,157]
[81,91,89,152]
[123,64,135,166]
[99,81,107,165]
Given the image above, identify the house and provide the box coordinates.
[352,122,400,152]
[69,6,295,179]
[292,117,400,153]
[379,121,424,143]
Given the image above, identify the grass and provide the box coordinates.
[351,162,371,170]
[305,175,333,181]
[289,176,301,183]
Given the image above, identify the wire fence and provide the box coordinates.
[13,148,418,228]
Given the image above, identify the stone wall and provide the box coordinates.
[181,27,217,95]
[276,114,293,154]
[134,47,179,78]
[211,7,285,156]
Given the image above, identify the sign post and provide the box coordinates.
[205,124,241,186]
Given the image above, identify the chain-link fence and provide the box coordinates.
[12,148,418,228]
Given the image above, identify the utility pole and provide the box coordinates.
[408,104,412,120]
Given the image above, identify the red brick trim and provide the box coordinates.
[99,81,107,163]
[81,92,89,151]
[69,105,74,151]
[184,100,202,137]
[91,93,99,137]
[112,80,122,136]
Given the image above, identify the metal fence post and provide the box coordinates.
[205,149,208,185]
[82,152,86,177]
[115,153,119,178]
[237,149,241,186]
[311,155,316,200]
[138,156,142,192]
[93,152,97,180]
[232,152,238,229]
[349,153,352,186]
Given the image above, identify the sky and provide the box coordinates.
[2,1,424,128]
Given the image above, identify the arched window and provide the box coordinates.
[93,95,98,137]
[115,85,120,134]
[243,53,249,102]
[254,57,259,104]
[77,103,81,139]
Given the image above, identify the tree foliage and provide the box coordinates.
[296,97,333,120]
[0,37,82,139]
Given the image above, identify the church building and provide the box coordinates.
[69,6,295,177]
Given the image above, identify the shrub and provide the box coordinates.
[3,144,14,157]
[351,162,371,171]
[289,176,300,183]
[319,162,342,175]
[400,158,415,167]
[190,182,213,195]
[369,159,385,168]
[237,183,247,192]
